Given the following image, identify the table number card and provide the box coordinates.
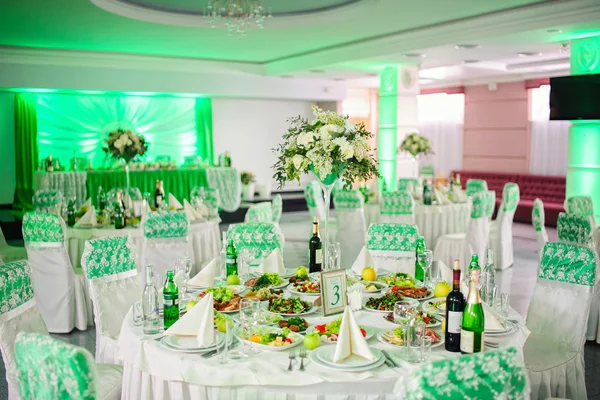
[320,270,348,316]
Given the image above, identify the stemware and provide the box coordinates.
[419,250,433,289]
[174,256,192,292]
[327,241,341,271]
[238,298,259,355]
[393,300,417,361]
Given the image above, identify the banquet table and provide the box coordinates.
[66,220,221,275]
[364,202,471,249]
[118,295,529,400]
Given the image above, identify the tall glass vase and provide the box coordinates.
[123,159,131,210]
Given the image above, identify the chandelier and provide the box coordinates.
[204,0,272,38]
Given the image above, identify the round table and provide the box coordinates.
[118,297,529,399]
[66,220,221,276]
[364,203,471,249]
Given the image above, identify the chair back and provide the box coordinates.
[203,187,220,217]
[419,165,434,178]
[557,212,593,247]
[272,194,283,223]
[484,190,496,218]
[397,178,419,194]
[470,191,491,219]
[565,195,594,217]
[32,189,63,214]
[465,179,488,197]
[333,190,364,211]
[244,202,273,223]
[22,212,65,245]
[396,347,529,399]
[14,332,98,400]
[467,192,493,265]
[227,223,284,259]
[143,210,189,240]
[366,223,420,252]
[501,182,520,212]
[0,260,48,400]
[532,198,545,231]
[380,191,414,215]
[81,236,138,339]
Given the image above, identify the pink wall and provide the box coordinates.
[463,81,530,173]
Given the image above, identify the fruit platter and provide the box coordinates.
[237,326,303,351]
[310,317,375,343]
[278,317,309,332]
[287,281,321,296]
[198,287,243,313]
[422,298,447,315]
[383,310,441,327]
[387,285,433,300]
[378,327,443,347]
[243,287,285,302]
[244,273,288,290]
[263,297,316,316]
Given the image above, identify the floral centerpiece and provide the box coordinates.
[398,132,433,157]
[103,129,148,163]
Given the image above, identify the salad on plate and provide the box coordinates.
[313,317,367,343]
[199,287,242,312]
[243,287,284,302]
[278,317,309,332]
[267,298,313,315]
[288,281,321,294]
[245,273,284,289]
[378,273,419,288]
[364,292,405,312]
[244,326,300,348]
[384,310,440,326]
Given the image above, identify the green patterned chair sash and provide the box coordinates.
[22,212,65,245]
[206,167,241,212]
[32,189,63,212]
[271,194,283,223]
[244,202,273,223]
[304,182,321,209]
[143,210,189,239]
[398,347,529,400]
[380,191,414,215]
[565,195,594,217]
[203,187,220,211]
[15,332,98,400]
[107,187,142,203]
[485,190,496,218]
[532,198,545,231]
[420,165,434,177]
[366,223,420,252]
[470,191,490,219]
[0,260,35,316]
[333,190,364,210]
[397,178,419,194]
[227,223,284,259]
[539,241,595,286]
[81,235,137,280]
[465,179,488,197]
[502,183,520,212]
[557,212,593,246]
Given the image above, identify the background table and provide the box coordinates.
[35,171,87,207]
[118,299,529,400]
[67,220,221,275]
[364,202,471,249]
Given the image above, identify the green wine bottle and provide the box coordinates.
[66,198,76,227]
[163,270,179,330]
[460,270,485,354]
[467,254,481,287]
[226,239,238,277]
[414,237,425,282]
[114,202,125,230]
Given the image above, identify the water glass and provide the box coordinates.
[500,293,510,317]
[239,298,260,353]
[174,256,192,292]
[419,336,432,362]
[216,320,232,364]
[132,300,143,326]
[419,250,433,288]
[327,241,341,271]
[394,301,417,360]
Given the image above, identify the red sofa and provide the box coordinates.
[451,170,566,226]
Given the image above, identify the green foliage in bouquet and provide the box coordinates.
[103,129,149,163]
[240,171,256,185]
[398,133,433,157]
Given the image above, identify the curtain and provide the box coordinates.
[529,85,569,176]
[14,93,39,209]
[195,98,214,164]
[417,93,465,176]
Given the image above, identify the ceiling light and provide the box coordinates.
[455,44,480,50]
[204,0,272,38]
[280,75,293,78]
[546,29,562,33]
[333,78,345,81]
[367,73,378,77]
[404,53,426,58]
[462,60,479,64]
[309,69,325,73]
[518,52,543,57]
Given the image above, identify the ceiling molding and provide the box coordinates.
[264,0,600,75]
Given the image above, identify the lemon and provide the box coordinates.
[433,281,452,298]
[185,300,198,312]
[226,274,241,285]
[362,267,377,281]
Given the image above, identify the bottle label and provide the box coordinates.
[460,330,474,353]
[447,311,462,334]
[315,249,323,264]
[163,294,179,307]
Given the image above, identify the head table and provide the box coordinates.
[118,292,529,400]
[364,203,471,249]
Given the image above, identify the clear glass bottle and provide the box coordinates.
[219,231,228,280]
[142,265,161,334]
[481,248,496,303]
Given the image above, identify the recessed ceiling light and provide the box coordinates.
[280,75,294,78]
[462,60,479,64]
[546,29,562,33]
[367,73,378,77]
[404,53,426,58]
[309,69,325,73]
[333,78,345,81]
[455,44,480,50]
[517,52,543,57]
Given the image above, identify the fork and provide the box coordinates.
[299,349,306,371]
[287,350,296,371]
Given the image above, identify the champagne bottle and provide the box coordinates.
[467,254,481,287]
[154,180,164,209]
[225,239,238,277]
[98,186,107,212]
[142,265,160,334]
[114,202,125,230]
[163,270,179,330]
[414,237,426,282]
[460,269,485,354]
[445,260,465,352]
[309,217,323,273]
[423,179,432,205]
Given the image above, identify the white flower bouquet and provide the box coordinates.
[103,129,148,163]
[398,132,433,157]
[273,106,379,188]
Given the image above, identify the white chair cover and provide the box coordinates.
[465,179,488,197]
[82,235,139,364]
[0,260,49,400]
[362,223,420,275]
[244,202,273,223]
[379,191,415,225]
[227,222,285,259]
[141,210,190,288]
[22,212,91,333]
[333,190,366,269]
[532,198,549,261]
[490,182,520,270]
[396,178,419,196]
[524,241,596,400]
[32,189,63,215]
[272,194,283,224]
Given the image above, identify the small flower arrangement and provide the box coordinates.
[103,129,148,163]
[240,171,256,185]
[398,133,433,157]
[273,106,379,188]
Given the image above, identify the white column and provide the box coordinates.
[395,66,420,179]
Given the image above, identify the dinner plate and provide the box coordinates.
[160,337,213,353]
[307,325,376,344]
[308,272,321,281]
[352,268,391,278]
[163,332,224,350]
[485,319,518,336]
[234,326,304,351]
[377,330,445,349]
[360,281,388,294]
[287,284,321,297]
[260,301,318,317]
[314,346,383,368]
[422,298,447,315]
[308,349,386,372]
[245,276,289,290]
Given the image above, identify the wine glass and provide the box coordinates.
[394,301,417,360]
[174,256,192,293]
[420,250,434,289]
[239,298,260,354]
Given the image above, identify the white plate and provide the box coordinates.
[352,269,391,278]
[260,301,317,317]
[360,281,389,294]
[381,312,441,328]
[422,298,447,315]
[163,332,224,350]
[287,283,321,296]
[314,345,383,368]
[308,272,321,281]
[485,320,518,336]
[377,330,445,348]
[307,325,376,344]
[160,337,214,353]
[308,349,386,372]
[234,326,303,351]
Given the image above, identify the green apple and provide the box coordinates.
[185,300,198,312]
[296,266,308,278]
[226,274,241,285]
[216,318,227,333]
[303,332,321,350]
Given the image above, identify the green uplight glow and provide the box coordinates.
[1,88,208,98]
[378,68,398,191]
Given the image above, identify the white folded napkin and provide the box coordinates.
[188,258,217,287]
[258,248,286,275]
[333,306,376,363]
[75,207,97,227]
[184,199,205,221]
[81,198,92,210]
[350,247,376,276]
[483,301,505,332]
[437,260,452,283]
[169,193,183,209]
[435,188,452,205]
[165,292,215,347]
[453,188,468,203]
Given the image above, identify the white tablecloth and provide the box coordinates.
[35,171,87,207]
[66,220,221,276]
[364,203,471,249]
[118,297,529,400]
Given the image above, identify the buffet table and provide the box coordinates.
[364,203,471,249]
[66,220,221,275]
[118,299,529,400]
